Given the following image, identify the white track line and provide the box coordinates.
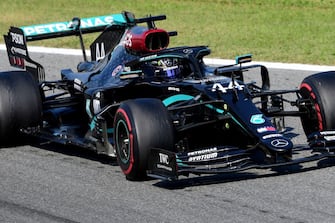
[1,44,335,72]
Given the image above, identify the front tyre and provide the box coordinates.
[114,98,175,180]
[300,71,335,136]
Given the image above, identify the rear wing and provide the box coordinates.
[3,11,173,82]
[21,14,126,41]
[3,13,127,82]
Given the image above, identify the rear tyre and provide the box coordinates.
[299,71,335,136]
[114,98,175,180]
[0,71,42,142]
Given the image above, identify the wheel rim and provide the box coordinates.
[115,120,131,164]
[300,83,324,134]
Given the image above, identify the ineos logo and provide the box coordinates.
[271,139,289,148]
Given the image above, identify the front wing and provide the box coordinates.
[147,131,335,181]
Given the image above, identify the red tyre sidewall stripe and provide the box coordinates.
[116,108,134,175]
[300,83,324,130]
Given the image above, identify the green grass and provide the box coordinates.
[1,0,335,65]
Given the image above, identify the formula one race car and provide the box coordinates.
[1,11,335,181]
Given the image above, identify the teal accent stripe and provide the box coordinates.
[89,117,97,131]
[86,99,92,118]
[229,113,248,132]
[176,158,188,167]
[162,94,194,106]
[205,104,224,114]
[205,105,247,131]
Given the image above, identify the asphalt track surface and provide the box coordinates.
[1,49,335,223]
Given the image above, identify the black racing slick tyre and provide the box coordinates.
[114,98,175,181]
[0,71,42,142]
[299,71,335,136]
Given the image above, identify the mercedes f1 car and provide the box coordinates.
[1,11,335,181]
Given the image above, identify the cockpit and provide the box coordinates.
[130,56,194,80]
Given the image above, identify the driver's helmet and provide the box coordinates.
[153,58,181,79]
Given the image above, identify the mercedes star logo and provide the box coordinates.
[271,139,289,148]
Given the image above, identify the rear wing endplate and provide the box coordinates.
[3,26,45,81]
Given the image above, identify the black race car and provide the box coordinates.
[1,11,335,181]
